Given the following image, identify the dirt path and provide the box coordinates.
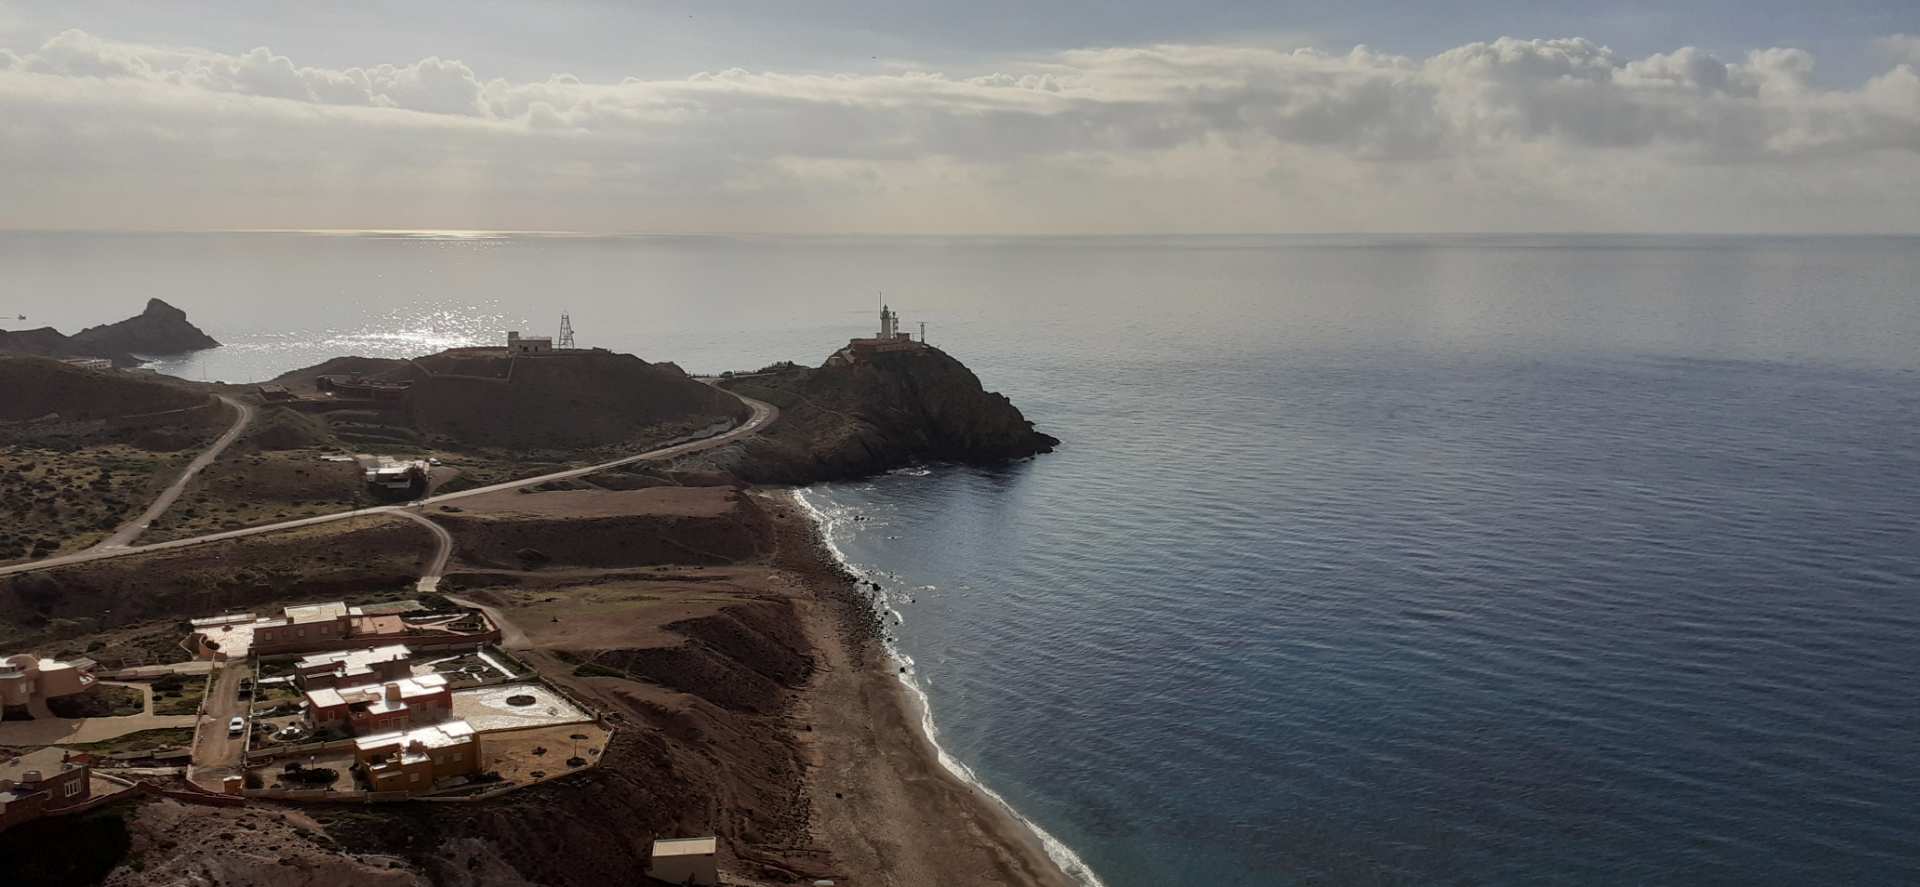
[391,508,453,593]
[90,395,256,551]
[0,681,197,746]
[0,393,776,577]
[443,592,529,650]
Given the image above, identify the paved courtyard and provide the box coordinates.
[450,683,591,732]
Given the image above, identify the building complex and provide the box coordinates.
[0,748,90,833]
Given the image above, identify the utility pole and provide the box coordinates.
[919,321,926,343]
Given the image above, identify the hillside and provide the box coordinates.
[0,299,219,366]
[271,349,748,454]
[0,356,217,431]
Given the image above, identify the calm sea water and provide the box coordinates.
[8,232,1920,885]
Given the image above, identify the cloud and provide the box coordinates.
[0,29,1917,232]
[1876,34,1920,66]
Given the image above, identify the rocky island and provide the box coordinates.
[0,304,1070,887]
[0,299,220,368]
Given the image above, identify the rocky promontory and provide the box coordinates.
[672,346,1058,484]
[0,298,220,366]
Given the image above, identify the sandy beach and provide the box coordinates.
[772,495,1077,887]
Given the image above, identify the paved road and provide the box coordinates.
[91,395,256,551]
[187,661,252,789]
[0,393,776,578]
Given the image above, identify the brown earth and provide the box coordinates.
[103,799,426,887]
[0,356,210,422]
[0,517,434,655]
[304,493,1069,887]
[141,452,364,541]
[0,445,195,563]
[435,485,772,571]
[267,348,747,456]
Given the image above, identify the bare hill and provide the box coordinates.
[273,349,747,454]
[0,356,210,422]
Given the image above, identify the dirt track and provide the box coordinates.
[91,395,256,550]
[0,392,775,578]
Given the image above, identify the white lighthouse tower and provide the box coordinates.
[879,304,899,339]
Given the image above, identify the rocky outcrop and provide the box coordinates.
[682,346,1058,484]
[0,299,219,366]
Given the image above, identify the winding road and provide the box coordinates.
[90,395,256,551]
[0,393,777,578]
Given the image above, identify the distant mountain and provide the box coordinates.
[0,299,220,367]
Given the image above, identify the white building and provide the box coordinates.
[648,837,719,886]
[506,331,553,355]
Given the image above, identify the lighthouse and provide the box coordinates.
[828,301,929,365]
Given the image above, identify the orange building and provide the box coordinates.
[353,720,480,793]
[0,748,90,833]
[306,673,453,735]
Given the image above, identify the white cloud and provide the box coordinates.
[1875,34,1920,66]
[0,29,1917,232]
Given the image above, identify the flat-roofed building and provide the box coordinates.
[506,331,553,355]
[190,602,499,659]
[0,748,90,833]
[353,720,479,793]
[0,654,97,710]
[307,673,452,735]
[647,837,719,885]
[293,645,413,690]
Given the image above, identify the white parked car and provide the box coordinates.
[228,717,245,736]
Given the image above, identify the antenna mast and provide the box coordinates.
[557,312,576,349]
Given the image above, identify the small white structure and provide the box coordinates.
[506,331,552,355]
[365,457,430,492]
[648,836,719,886]
[58,357,114,371]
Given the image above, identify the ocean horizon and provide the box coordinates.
[8,230,1920,885]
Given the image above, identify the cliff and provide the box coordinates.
[682,346,1058,484]
[0,299,220,366]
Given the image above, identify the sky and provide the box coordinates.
[1,1,1918,234]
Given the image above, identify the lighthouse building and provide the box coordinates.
[830,304,928,365]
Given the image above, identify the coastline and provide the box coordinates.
[785,489,1104,887]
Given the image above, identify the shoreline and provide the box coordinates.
[787,489,1105,887]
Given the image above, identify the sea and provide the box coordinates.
[7,231,1920,885]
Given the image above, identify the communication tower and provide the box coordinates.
[557,312,576,349]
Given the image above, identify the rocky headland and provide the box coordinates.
[0,299,220,367]
[658,346,1058,485]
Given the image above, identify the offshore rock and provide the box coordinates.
[0,298,220,366]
